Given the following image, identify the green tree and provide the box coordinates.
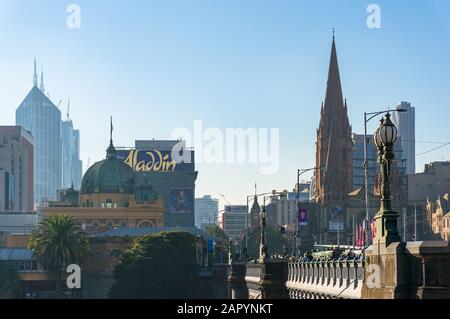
[204,224,229,242]
[28,215,90,298]
[109,231,199,299]
[240,225,290,260]
[0,263,19,299]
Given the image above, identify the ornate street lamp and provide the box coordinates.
[373,113,401,246]
[259,206,269,263]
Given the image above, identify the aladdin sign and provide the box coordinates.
[116,149,178,172]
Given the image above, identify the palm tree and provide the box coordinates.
[28,215,90,299]
[0,263,19,299]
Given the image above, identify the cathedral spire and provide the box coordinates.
[33,57,38,87]
[324,31,344,112]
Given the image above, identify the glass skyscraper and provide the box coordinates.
[16,61,62,204]
[61,103,83,190]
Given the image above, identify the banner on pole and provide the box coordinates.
[298,208,307,226]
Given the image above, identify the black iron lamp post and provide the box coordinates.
[373,113,401,246]
[259,206,269,263]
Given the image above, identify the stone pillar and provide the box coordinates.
[258,259,289,299]
[228,262,248,299]
[362,241,450,299]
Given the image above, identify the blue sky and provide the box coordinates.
[1,0,449,207]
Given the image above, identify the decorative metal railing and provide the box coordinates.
[286,257,365,299]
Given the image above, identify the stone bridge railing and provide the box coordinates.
[244,263,262,299]
[286,258,365,299]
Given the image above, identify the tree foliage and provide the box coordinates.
[109,231,199,299]
[204,224,229,242]
[240,225,291,260]
[28,215,90,297]
[0,263,19,299]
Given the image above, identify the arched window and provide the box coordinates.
[92,220,100,229]
[138,221,154,228]
[119,220,127,228]
[106,220,114,230]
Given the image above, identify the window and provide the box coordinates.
[106,199,113,208]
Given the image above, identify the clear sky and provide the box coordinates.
[1,0,449,209]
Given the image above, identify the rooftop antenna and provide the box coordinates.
[33,56,38,87]
[67,99,70,120]
[40,67,45,92]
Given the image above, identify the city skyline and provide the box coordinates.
[1,0,450,208]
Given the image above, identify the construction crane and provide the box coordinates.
[219,193,231,206]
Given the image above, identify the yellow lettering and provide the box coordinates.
[124,150,135,169]
[136,160,146,172]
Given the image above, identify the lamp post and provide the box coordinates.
[294,167,326,255]
[258,192,287,263]
[245,192,271,261]
[373,113,401,246]
[363,106,406,246]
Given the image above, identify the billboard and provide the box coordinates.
[116,149,178,172]
[328,205,344,231]
[298,208,307,226]
[169,189,194,214]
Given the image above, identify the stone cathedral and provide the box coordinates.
[314,35,354,243]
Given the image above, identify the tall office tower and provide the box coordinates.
[16,60,62,205]
[61,101,83,190]
[392,101,416,175]
[195,195,219,230]
[0,127,34,212]
[352,133,378,191]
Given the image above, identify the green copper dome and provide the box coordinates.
[80,139,135,194]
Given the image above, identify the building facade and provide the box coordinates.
[427,194,450,241]
[16,62,62,204]
[195,195,219,230]
[115,139,198,227]
[352,133,378,191]
[0,126,34,212]
[41,134,165,234]
[392,101,416,175]
[409,161,450,239]
[219,205,247,241]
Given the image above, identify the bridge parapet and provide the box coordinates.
[286,257,364,299]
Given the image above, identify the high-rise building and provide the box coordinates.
[352,133,378,191]
[16,60,62,204]
[219,205,247,240]
[0,126,34,212]
[314,35,353,238]
[61,101,83,190]
[195,195,219,229]
[392,101,416,175]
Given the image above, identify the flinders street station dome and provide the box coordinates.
[81,123,134,195]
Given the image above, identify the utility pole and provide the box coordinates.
[403,210,406,242]
[414,205,417,241]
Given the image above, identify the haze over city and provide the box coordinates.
[1,0,449,208]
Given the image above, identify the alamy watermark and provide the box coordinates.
[66,4,81,30]
[170,120,280,175]
[367,4,381,29]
